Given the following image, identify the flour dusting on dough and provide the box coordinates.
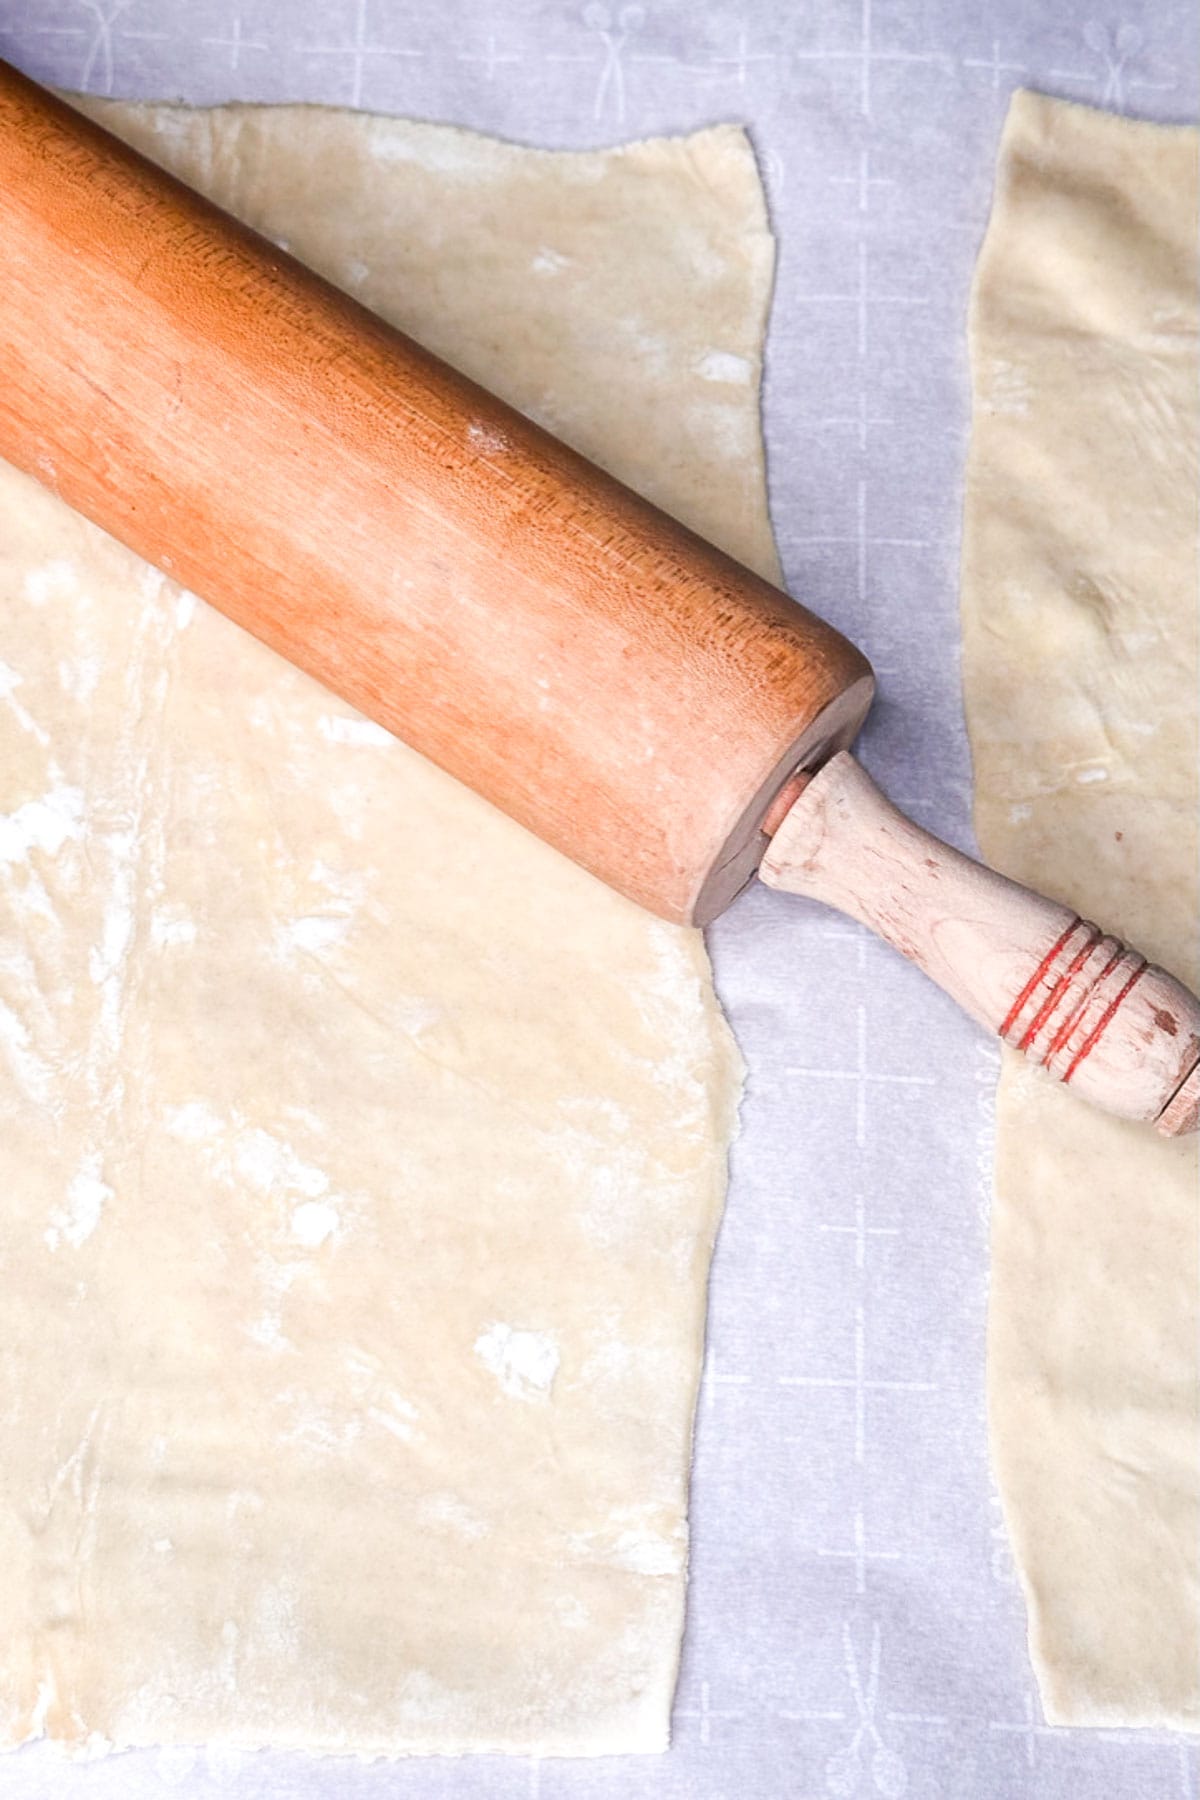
[46,1156,113,1251]
[150,906,197,949]
[316,714,393,748]
[568,1506,685,1576]
[474,1323,560,1402]
[234,1129,330,1200]
[0,785,84,866]
[0,997,58,1109]
[164,1099,223,1141]
[695,349,753,384]
[368,1398,419,1443]
[280,915,350,955]
[0,659,51,743]
[22,559,80,608]
[290,1199,339,1248]
[418,1492,489,1540]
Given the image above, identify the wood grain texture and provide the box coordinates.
[761,753,1200,1132]
[0,63,871,924]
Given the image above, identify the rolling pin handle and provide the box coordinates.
[758,751,1200,1136]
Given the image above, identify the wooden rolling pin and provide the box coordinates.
[0,63,1196,1136]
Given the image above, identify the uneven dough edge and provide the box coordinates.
[0,103,770,1758]
[963,90,1200,1727]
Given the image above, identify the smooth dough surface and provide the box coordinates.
[0,102,775,1756]
[963,91,1199,1727]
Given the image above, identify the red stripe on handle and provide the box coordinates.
[1062,964,1149,1086]
[1045,943,1123,1059]
[1016,931,1100,1056]
[998,920,1080,1044]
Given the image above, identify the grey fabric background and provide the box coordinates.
[0,2,1196,1796]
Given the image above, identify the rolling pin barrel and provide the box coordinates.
[0,63,872,927]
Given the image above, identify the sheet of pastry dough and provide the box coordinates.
[0,102,774,1756]
[963,91,1199,1727]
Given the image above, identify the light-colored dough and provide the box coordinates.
[963,91,1199,1727]
[0,102,774,1756]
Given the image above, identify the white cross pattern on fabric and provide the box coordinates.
[202,15,269,72]
[783,1005,937,1150]
[700,1347,751,1415]
[791,241,928,364]
[830,146,895,217]
[818,389,895,453]
[675,1679,744,1746]
[456,32,522,81]
[814,1500,902,1596]
[820,1191,899,1274]
[300,0,423,109]
[962,39,1026,93]
[780,1302,935,1465]
[699,26,776,88]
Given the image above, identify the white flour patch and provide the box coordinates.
[531,246,571,275]
[290,1199,339,1248]
[546,1122,652,1250]
[601,1531,681,1575]
[316,714,393,748]
[306,859,367,914]
[150,907,197,949]
[474,1322,560,1402]
[0,659,51,744]
[280,914,350,956]
[617,319,670,378]
[368,1398,419,1443]
[88,877,135,988]
[694,401,754,464]
[369,126,492,177]
[46,1156,113,1251]
[569,1508,685,1576]
[695,348,753,384]
[0,785,84,866]
[581,1336,635,1383]
[22,559,79,607]
[251,1581,300,1662]
[234,1129,329,1200]
[280,1401,363,1456]
[0,996,58,1109]
[56,656,102,704]
[164,1100,223,1141]
[986,357,1032,416]
[27,1674,58,1740]
[418,1492,488,1540]
[394,996,442,1037]
[247,1262,298,1352]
